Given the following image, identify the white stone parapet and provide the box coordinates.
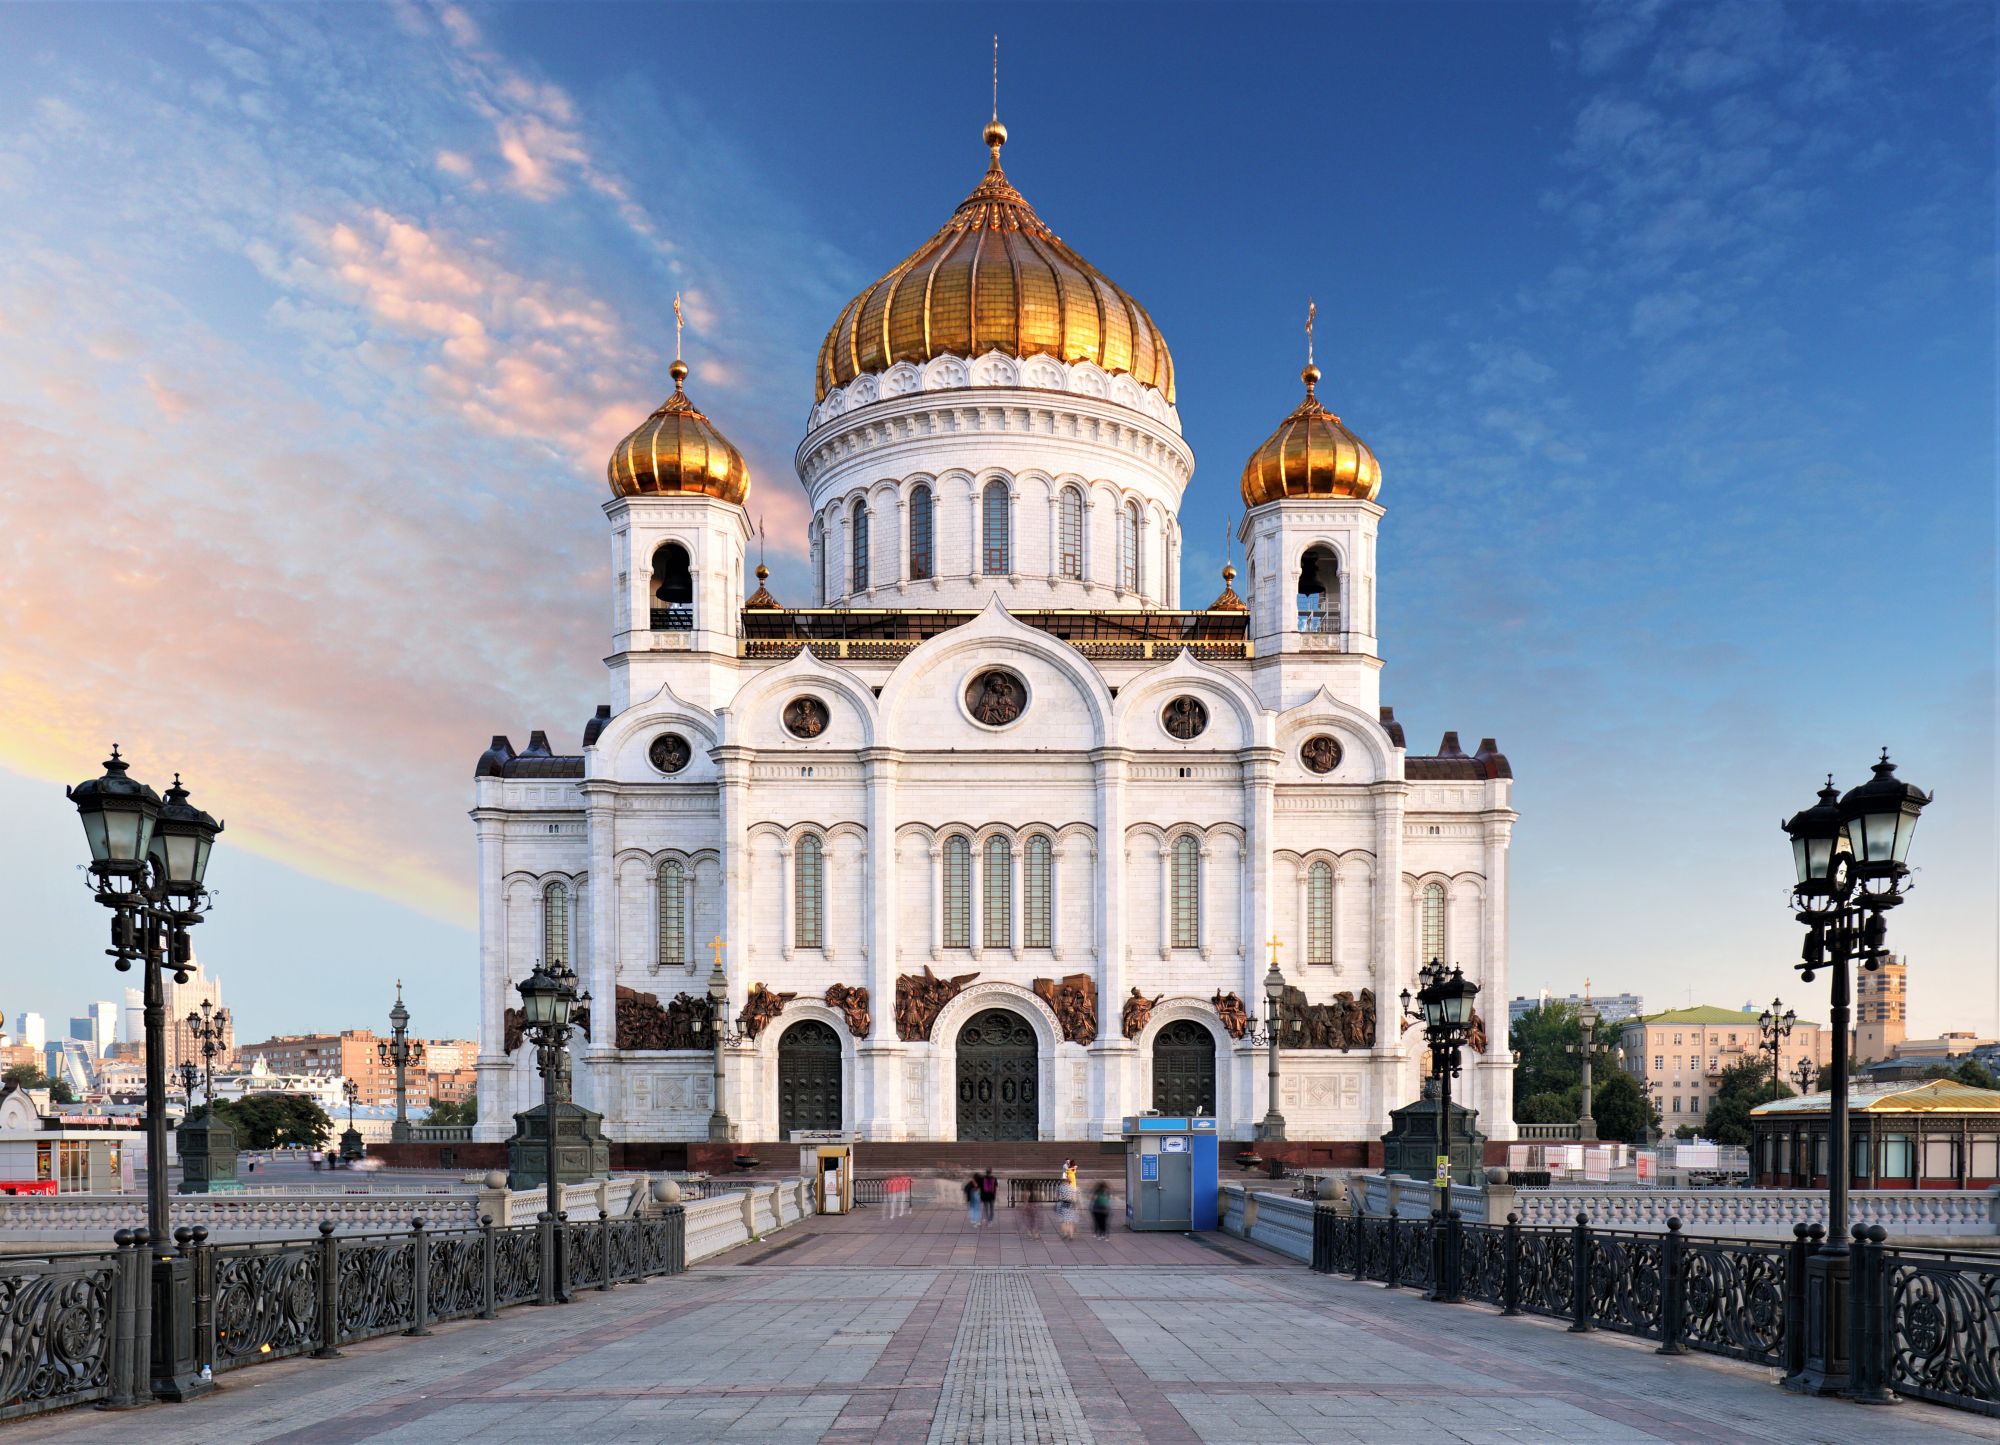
[1509,1185,2000,1237]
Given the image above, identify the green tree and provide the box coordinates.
[425,1097,477,1126]
[1704,1059,1792,1146]
[1515,1088,1580,1125]
[1591,1070,1658,1144]
[191,1093,332,1149]
[1921,1059,2000,1091]
[1509,1002,1582,1108]
[3,1064,77,1105]
[1673,1124,1698,1141]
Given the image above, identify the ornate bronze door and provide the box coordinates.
[955,1008,1038,1141]
[1152,1018,1216,1117]
[777,1021,842,1138]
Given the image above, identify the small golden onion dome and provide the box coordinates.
[607,360,750,504]
[1208,562,1248,612]
[816,122,1173,404]
[745,563,780,610]
[1239,364,1381,508]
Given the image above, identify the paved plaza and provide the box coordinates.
[14,1208,2000,1444]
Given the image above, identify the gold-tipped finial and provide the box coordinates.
[670,292,688,389]
[1303,298,1319,396]
[982,35,1007,161]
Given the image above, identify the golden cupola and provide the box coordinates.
[1239,364,1381,508]
[815,121,1174,403]
[607,360,750,505]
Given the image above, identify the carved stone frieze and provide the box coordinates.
[612,986,714,1051]
[1275,985,1377,1050]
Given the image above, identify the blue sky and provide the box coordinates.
[0,2,1990,1046]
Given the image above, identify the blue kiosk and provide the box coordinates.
[1120,1116,1220,1231]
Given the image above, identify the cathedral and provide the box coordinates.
[471,117,1517,1147]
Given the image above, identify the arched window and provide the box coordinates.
[850,500,870,592]
[1058,487,1084,579]
[813,521,826,605]
[1299,546,1340,634]
[1307,861,1334,965]
[1023,834,1053,949]
[942,835,971,949]
[657,859,686,968]
[909,483,934,581]
[1170,835,1199,948]
[542,880,570,967]
[1119,501,1140,591]
[651,543,692,630]
[983,836,1012,949]
[982,480,1010,574]
[795,835,824,950]
[1419,881,1446,967]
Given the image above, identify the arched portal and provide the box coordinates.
[1152,1019,1216,1117]
[777,1020,841,1138]
[955,1008,1038,1141]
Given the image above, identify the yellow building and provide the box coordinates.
[1618,1005,1828,1129]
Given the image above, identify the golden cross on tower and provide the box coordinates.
[709,934,725,969]
[991,33,1000,121]
[672,292,684,362]
[1305,298,1316,367]
[1266,935,1284,968]
[1583,976,1593,1003]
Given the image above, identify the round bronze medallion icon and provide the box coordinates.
[1300,735,1343,774]
[648,733,692,774]
[965,670,1026,727]
[1162,696,1209,741]
[783,696,830,739]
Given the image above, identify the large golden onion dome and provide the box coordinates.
[607,360,750,505]
[815,123,1174,404]
[1240,365,1381,508]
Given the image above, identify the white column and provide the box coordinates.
[1157,840,1171,960]
[472,806,510,1142]
[781,839,796,961]
[1373,782,1408,1135]
[1198,843,1213,960]
[1330,860,1344,973]
[1294,866,1309,969]
[970,838,984,960]
[861,748,899,1138]
[928,842,944,961]
[1050,837,1066,960]
[824,836,838,961]
[1090,749,1132,1138]
[1242,750,1277,1137]
[1009,840,1024,960]
[580,787,618,1120]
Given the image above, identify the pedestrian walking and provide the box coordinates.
[885,1175,909,1219]
[1091,1181,1112,1237]
[963,1174,982,1227]
[978,1168,998,1224]
[1056,1158,1077,1240]
[1019,1189,1041,1237]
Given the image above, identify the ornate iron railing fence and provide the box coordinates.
[0,1207,690,1423]
[1312,1205,2000,1417]
[0,1243,125,1420]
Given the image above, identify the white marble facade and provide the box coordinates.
[472,144,1517,1148]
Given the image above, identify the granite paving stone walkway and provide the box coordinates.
[9,1204,1999,1443]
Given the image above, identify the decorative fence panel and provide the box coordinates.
[1311,1205,2000,1417]
[206,1237,320,1372]
[0,1246,122,1420]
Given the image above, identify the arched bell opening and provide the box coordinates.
[652,542,693,631]
[1298,545,1340,635]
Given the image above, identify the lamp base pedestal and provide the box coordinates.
[1784,1250,1851,1396]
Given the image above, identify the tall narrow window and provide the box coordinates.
[657,859,686,968]
[795,835,824,950]
[942,835,971,948]
[1419,882,1446,967]
[1307,861,1333,964]
[1119,501,1140,591]
[813,521,826,605]
[982,480,1010,574]
[1299,546,1340,634]
[1023,834,1053,949]
[542,881,570,967]
[909,484,934,581]
[1058,487,1084,579]
[983,836,1012,949]
[850,500,870,592]
[1170,835,1199,948]
[651,544,693,630]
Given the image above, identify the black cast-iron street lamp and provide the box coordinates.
[378,981,426,1144]
[175,1060,199,1117]
[340,1078,365,1162]
[186,997,229,1102]
[1402,958,1479,1303]
[1779,751,1930,1397]
[1791,1056,1818,1094]
[517,959,588,1303]
[1565,992,1603,1140]
[67,748,223,1401]
[1758,997,1797,1097]
[696,944,744,1143]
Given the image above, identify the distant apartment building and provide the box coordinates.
[125,964,232,1073]
[236,1031,477,1107]
[1619,1005,1831,1128]
[67,1002,118,1058]
[1508,990,1645,1031]
[1853,954,1908,1064]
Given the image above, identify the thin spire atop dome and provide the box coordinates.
[1303,298,1320,398]
[983,36,1008,167]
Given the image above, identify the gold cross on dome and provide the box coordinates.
[1266,936,1284,967]
[1305,299,1316,366]
[709,934,725,968]
[672,293,684,362]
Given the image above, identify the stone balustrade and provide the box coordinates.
[1356,1173,1494,1223]
[1510,1185,2000,1237]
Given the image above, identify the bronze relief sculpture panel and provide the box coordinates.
[1162,696,1209,741]
[1120,987,1164,1039]
[965,669,1026,727]
[738,984,797,1040]
[1300,735,1343,774]
[825,983,872,1040]
[1031,973,1098,1045]
[895,965,979,1041]
[1211,991,1249,1040]
[648,733,692,774]
[784,696,830,739]
[1275,984,1377,1049]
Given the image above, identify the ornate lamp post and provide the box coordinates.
[1401,959,1479,1304]
[67,748,222,1400]
[1780,752,1930,1397]
[1758,997,1797,1096]
[1565,991,1602,1140]
[696,938,743,1143]
[517,959,587,1302]
[1791,1057,1818,1094]
[175,1060,199,1117]
[1256,940,1288,1141]
[377,981,426,1144]
[186,998,229,1101]
[339,1078,364,1162]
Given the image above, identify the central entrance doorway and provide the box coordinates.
[1152,1018,1216,1117]
[777,1020,842,1138]
[955,1008,1038,1141]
